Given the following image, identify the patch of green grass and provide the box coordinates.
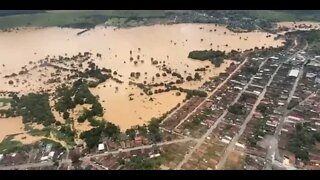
[28,128,51,137]
[0,98,11,106]
[51,125,75,147]
[0,135,23,153]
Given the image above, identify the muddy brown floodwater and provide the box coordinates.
[0,23,285,131]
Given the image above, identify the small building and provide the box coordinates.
[221,139,230,144]
[288,115,302,122]
[224,136,232,141]
[253,90,261,96]
[283,158,290,166]
[306,73,317,78]
[134,136,143,146]
[98,143,105,151]
[40,156,49,161]
[266,121,277,127]
[150,153,161,158]
[235,142,245,149]
[288,69,299,77]
[48,151,55,159]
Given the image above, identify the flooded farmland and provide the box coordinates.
[0,23,285,130]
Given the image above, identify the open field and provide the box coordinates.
[0,10,166,29]
[247,10,320,22]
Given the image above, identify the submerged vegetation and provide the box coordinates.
[1,93,55,126]
[55,79,103,123]
[188,50,241,67]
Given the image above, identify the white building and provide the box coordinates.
[288,69,300,77]
[221,139,231,144]
[235,143,245,149]
[98,143,105,151]
[150,153,161,158]
[48,151,55,159]
[40,156,49,161]
[306,73,316,78]
[253,91,261,96]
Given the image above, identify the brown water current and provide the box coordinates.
[0,23,285,131]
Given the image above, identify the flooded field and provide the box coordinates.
[0,117,25,142]
[0,117,47,144]
[0,23,285,131]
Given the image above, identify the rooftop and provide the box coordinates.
[288,69,299,77]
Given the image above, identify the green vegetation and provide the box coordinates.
[0,10,46,17]
[188,50,226,60]
[124,155,163,170]
[79,121,120,149]
[228,103,246,115]
[28,127,51,137]
[247,10,320,22]
[87,117,105,127]
[183,89,207,99]
[0,98,12,106]
[248,118,268,146]
[125,124,149,140]
[0,10,165,29]
[242,65,259,75]
[247,11,297,22]
[129,81,152,96]
[185,108,213,130]
[288,123,320,161]
[148,118,162,143]
[55,79,103,123]
[125,118,162,143]
[4,93,55,126]
[0,136,65,154]
[256,104,272,115]
[36,138,66,152]
[125,128,136,140]
[0,136,24,154]
[292,30,320,54]
[188,50,226,67]
[194,72,202,80]
[79,62,111,83]
[52,125,75,146]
